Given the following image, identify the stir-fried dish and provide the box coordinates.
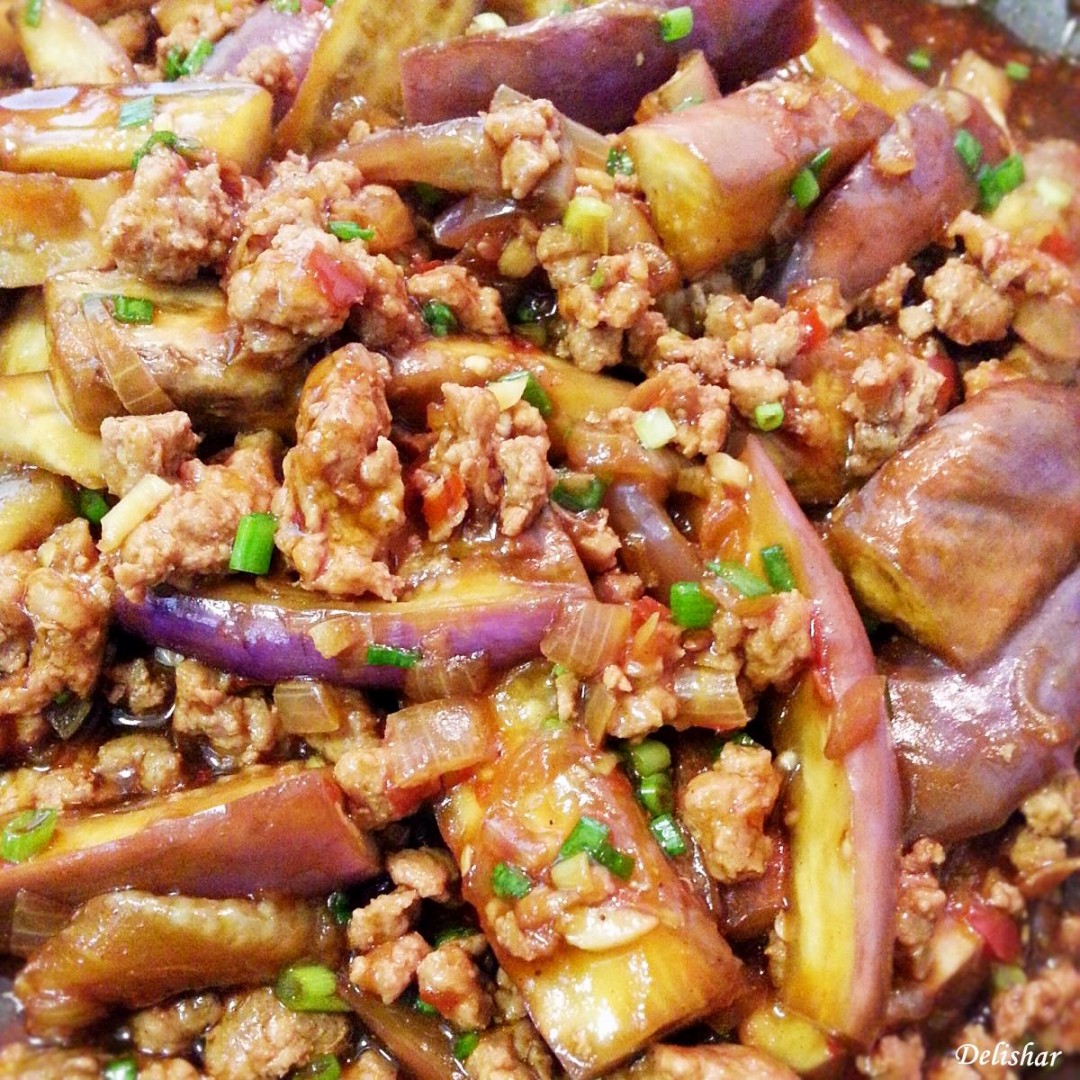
[0,0,1077,1076]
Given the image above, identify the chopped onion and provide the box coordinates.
[825,674,887,760]
[403,653,492,703]
[384,698,494,788]
[633,407,677,450]
[432,195,522,250]
[581,680,617,748]
[672,666,749,731]
[273,680,344,735]
[541,599,630,677]
[4,890,75,958]
[98,474,174,553]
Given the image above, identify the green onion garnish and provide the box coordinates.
[327,220,375,243]
[906,47,932,71]
[163,45,185,81]
[649,813,687,857]
[78,488,110,525]
[453,1032,481,1061]
[117,96,155,129]
[593,842,635,879]
[978,155,1025,212]
[181,37,213,75]
[274,963,351,1013]
[433,926,476,946]
[551,473,606,513]
[633,406,677,449]
[717,730,760,752]
[413,182,444,209]
[807,147,832,175]
[707,560,771,598]
[558,816,635,879]
[421,300,458,337]
[271,0,300,11]
[131,130,200,170]
[563,194,613,250]
[413,997,440,1017]
[327,890,353,925]
[658,5,693,43]
[625,739,671,778]
[494,370,551,416]
[669,580,717,629]
[605,147,634,177]
[1004,60,1030,81]
[760,544,796,592]
[23,0,42,26]
[954,128,983,175]
[103,1057,138,1080]
[0,808,58,863]
[365,643,422,669]
[291,1055,342,1080]
[491,860,533,900]
[752,401,784,431]
[791,168,820,210]
[109,295,154,324]
[228,512,276,575]
[637,772,674,818]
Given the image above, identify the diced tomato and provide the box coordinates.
[306,248,368,308]
[421,472,465,533]
[1039,229,1078,265]
[798,308,829,353]
[629,595,667,631]
[963,900,1022,964]
[925,350,958,413]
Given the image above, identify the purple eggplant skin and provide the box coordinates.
[772,88,1008,301]
[887,564,1080,846]
[399,0,815,132]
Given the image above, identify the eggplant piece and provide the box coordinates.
[273,0,477,153]
[45,271,307,436]
[885,565,1080,845]
[0,765,379,905]
[400,0,816,133]
[0,170,129,288]
[742,437,901,1045]
[15,0,136,86]
[772,89,1009,301]
[0,290,48,375]
[0,466,76,555]
[0,81,272,178]
[622,75,889,278]
[634,48,722,123]
[828,381,1080,670]
[15,890,339,1037]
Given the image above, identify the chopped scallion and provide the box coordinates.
[229,512,276,574]
[906,47,932,71]
[954,128,983,175]
[707,560,771,598]
[669,580,717,630]
[109,295,154,324]
[1004,60,1029,81]
[760,544,796,592]
[270,0,300,11]
[978,154,1025,211]
[563,194,613,251]
[712,730,759,758]
[791,167,820,210]
[637,772,674,818]
[605,147,634,177]
[633,406,677,449]
[593,842,635,879]
[433,926,476,946]
[649,813,687,857]
[327,220,375,243]
[103,1057,138,1080]
[413,997,440,1017]
[625,738,671,778]
[421,300,458,337]
[413,182,444,209]
[491,860,533,900]
[274,963,350,1013]
[117,96,155,129]
[558,816,635,879]
[807,147,832,175]
[131,129,200,170]
[494,370,552,416]
[752,401,784,431]
[658,4,693,43]
[327,890,353,926]
[23,0,42,26]
[162,45,185,80]
[78,488,110,525]
[1,808,58,863]
[291,1054,342,1080]
[365,643,421,669]
[551,473,607,513]
[453,1032,481,1061]
[181,37,213,75]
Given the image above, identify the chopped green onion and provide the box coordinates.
[760,544,796,592]
[558,816,635,879]
[592,842,634,879]
[707,560,771,598]
[327,220,375,243]
[78,488,110,525]
[365,643,421,669]
[551,473,606,513]
[131,130,200,170]
[270,0,300,11]
[117,96,155,129]
[494,370,552,416]
[181,37,213,75]
[658,5,693,43]
[605,147,634,177]
[229,512,276,574]
[515,291,556,324]
[669,580,717,630]
[433,926,476,946]
[23,0,42,26]
[327,890,353,926]
[421,300,458,337]
[413,182,444,209]
[1,808,58,863]
[978,154,1025,212]
[807,147,832,175]
[906,47,932,71]
[637,772,674,818]
[162,45,186,80]
[453,1032,481,1061]
[563,194,613,251]
[1004,60,1030,81]
[103,1057,138,1080]
[413,996,440,1017]
[672,93,703,111]
[649,813,687,857]
[625,739,671,778]
[791,168,820,210]
[291,1054,342,1080]
[990,962,1027,993]
[954,128,983,175]
[588,267,607,289]
[110,295,154,324]
[712,730,759,758]
[274,963,351,1013]
[633,406,677,449]
[752,401,784,431]
[491,860,533,900]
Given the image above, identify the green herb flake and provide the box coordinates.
[421,300,458,338]
[605,147,634,177]
[109,295,155,324]
[906,47,932,71]
[365,643,422,669]
[954,128,983,175]
[658,4,693,43]
[118,96,155,130]
[327,220,375,243]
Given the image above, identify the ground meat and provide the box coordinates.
[633,1043,799,1079]
[140,1062,204,1080]
[922,258,1015,344]
[552,505,620,574]
[417,943,493,1030]
[483,97,562,201]
[202,987,350,1080]
[130,992,224,1055]
[620,363,730,458]
[595,571,645,605]
[333,744,398,827]
[725,367,790,421]
[680,742,782,884]
[864,265,916,318]
[348,931,431,1004]
[740,591,813,693]
[172,660,281,768]
[0,520,113,724]
[101,412,200,498]
[0,747,98,815]
[301,689,381,763]
[102,10,154,57]
[704,294,802,369]
[105,657,172,717]
[348,253,425,352]
[273,346,404,600]
[386,847,457,901]
[1008,772,1080,885]
[235,46,298,115]
[857,1031,926,1079]
[414,386,551,542]
[154,0,255,57]
[406,265,509,337]
[993,961,1080,1051]
[94,733,183,796]
[465,1021,555,1080]
[0,1045,105,1079]
[103,147,242,283]
[347,888,420,953]
[110,432,278,602]
[896,839,947,980]
[342,1051,399,1080]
